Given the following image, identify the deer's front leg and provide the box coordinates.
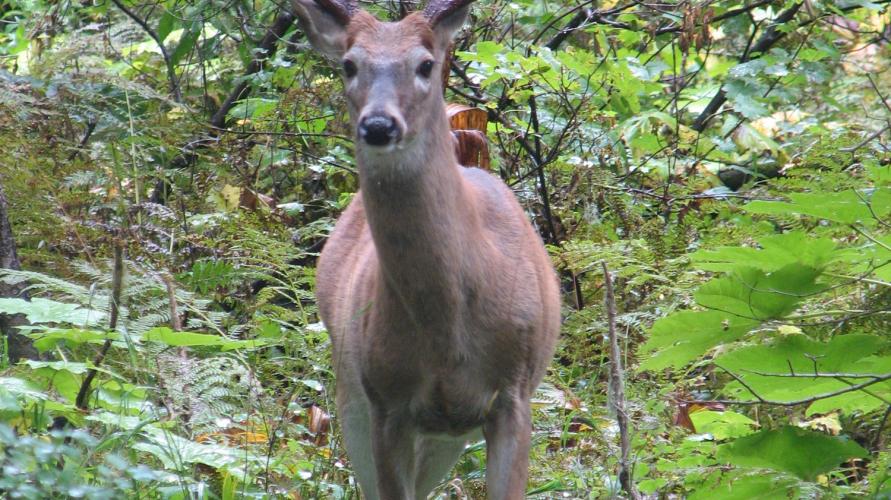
[484,390,532,500]
[370,409,417,500]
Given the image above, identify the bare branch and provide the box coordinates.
[110,0,182,103]
[75,240,125,411]
[603,262,640,500]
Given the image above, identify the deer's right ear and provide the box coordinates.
[292,0,352,60]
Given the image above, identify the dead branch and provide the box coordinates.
[603,261,640,500]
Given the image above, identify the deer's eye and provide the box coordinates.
[417,60,435,78]
[342,59,358,78]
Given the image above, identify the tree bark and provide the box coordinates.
[0,182,38,362]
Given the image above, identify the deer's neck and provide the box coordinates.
[357,110,478,325]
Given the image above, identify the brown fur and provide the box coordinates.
[292,1,561,498]
[347,12,434,52]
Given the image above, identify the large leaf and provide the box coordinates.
[690,410,757,440]
[30,328,121,351]
[744,188,891,226]
[688,472,801,500]
[0,297,105,326]
[135,427,242,470]
[694,265,822,320]
[716,426,867,480]
[691,232,839,273]
[639,311,759,371]
[716,334,891,415]
[141,327,272,351]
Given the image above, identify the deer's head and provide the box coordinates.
[292,0,473,151]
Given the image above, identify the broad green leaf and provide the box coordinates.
[0,297,104,326]
[744,189,891,225]
[694,265,823,320]
[867,163,891,185]
[142,327,229,346]
[157,10,176,43]
[639,311,759,371]
[24,360,90,374]
[142,327,272,351]
[136,427,241,470]
[691,232,838,272]
[0,376,50,401]
[690,410,757,440]
[30,328,120,351]
[716,426,867,480]
[718,334,885,374]
[688,472,800,500]
[717,335,891,414]
[226,97,279,122]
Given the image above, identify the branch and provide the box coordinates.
[690,366,891,407]
[75,240,125,411]
[151,9,297,204]
[210,9,296,129]
[110,0,182,103]
[742,370,890,379]
[692,2,804,131]
[603,262,640,500]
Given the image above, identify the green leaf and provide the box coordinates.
[0,376,50,402]
[716,426,867,480]
[142,327,272,351]
[135,428,240,470]
[716,334,891,414]
[170,23,200,66]
[688,472,800,500]
[694,265,822,320]
[30,328,120,351]
[690,410,757,440]
[157,10,176,43]
[226,97,279,122]
[0,297,105,326]
[24,360,90,374]
[744,189,891,226]
[691,232,838,272]
[639,311,759,371]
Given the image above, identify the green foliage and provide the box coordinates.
[716,426,868,481]
[1,0,890,496]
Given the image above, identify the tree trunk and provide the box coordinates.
[0,182,38,362]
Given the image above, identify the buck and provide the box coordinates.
[292,0,561,497]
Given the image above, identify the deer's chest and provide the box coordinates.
[359,321,507,435]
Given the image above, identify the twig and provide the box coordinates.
[871,404,891,450]
[602,262,640,500]
[686,369,891,407]
[75,240,125,411]
[840,124,891,153]
[741,370,890,379]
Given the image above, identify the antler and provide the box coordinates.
[422,0,475,25]
[313,0,357,25]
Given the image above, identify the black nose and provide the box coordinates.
[359,115,400,146]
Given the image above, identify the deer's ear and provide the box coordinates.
[423,0,474,50]
[430,5,470,49]
[292,0,350,60]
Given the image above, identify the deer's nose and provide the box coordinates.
[358,115,401,146]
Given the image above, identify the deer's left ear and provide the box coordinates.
[292,0,353,60]
[425,1,473,49]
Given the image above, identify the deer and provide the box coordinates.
[291,0,561,498]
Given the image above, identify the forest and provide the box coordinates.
[0,0,889,497]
